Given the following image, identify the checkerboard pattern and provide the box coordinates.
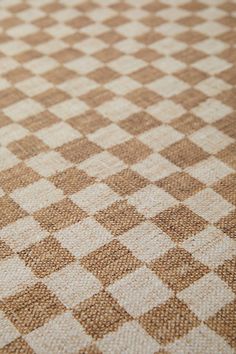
[0,0,235,353]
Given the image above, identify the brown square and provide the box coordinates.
[207,300,236,349]
[58,138,102,163]
[217,143,236,169]
[0,88,25,109]
[0,196,27,228]
[81,239,142,287]
[152,205,207,242]
[126,88,161,108]
[68,110,109,134]
[0,240,13,260]
[80,88,114,107]
[50,167,95,195]
[19,236,75,278]
[214,114,236,140]
[215,210,236,239]
[119,112,160,135]
[139,297,199,345]
[176,67,207,85]
[161,138,209,168]
[150,248,209,292]
[4,67,32,84]
[8,135,48,160]
[88,67,119,84]
[131,66,163,84]
[171,113,205,134]
[213,173,236,205]
[110,138,151,164]
[43,66,75,84]
[134,48,161,63]
[1,282,65,334]
[216,257,236,294]
[73,290,131,339]
[105,168,148,196]
[21,111,59,132]
[34,88,70,107]
[156,172,204,201]
[23,32,52,46]
[51,48,83,63]
[34,198,87,232]
[95,200,145,236]
[173,88,206,110]
[174,48,206,64]
[0,163,40,193]
[0,337,34,354]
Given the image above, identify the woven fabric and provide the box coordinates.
[0,0,236,353]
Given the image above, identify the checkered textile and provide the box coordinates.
[0,0,236,353]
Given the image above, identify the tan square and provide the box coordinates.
[95,200,145,237]
[50,167,95,195]
[171,114,205,135]
[34,88,70,107]
[0,196,27,228]
[139,297,199,345]
[213,173,236,205]
[19,236,75,278]
[0,163,40,193]
[0,88,25,109]
[150,248,209,292]
[73,291,131,339]
[156,172,204,201]
[216,210,236,239]
[131,66,163,84]
[80,240,141,287]
[21,111,59,132]
[1,282,65,334]
[119,112,160,135]
[110,138,151,164]
[8,135,48,160]
[80,87,114,108]
[126,88,161,108]
[214,114,236,140]
[34,198,87,232]
[0,337,34,354]
[153,205,207,242]
[217,257,236,293]
[68,110,109,134]
[88,67,119,84]
[161,138,209,168]
[105,168,148,196]
[0,240,13,260]
[217,143,236,169]
[43,66,75,84]
[58,138,102,164]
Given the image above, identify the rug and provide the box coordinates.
[0,0,235,353]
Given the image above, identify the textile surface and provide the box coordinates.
[0,0,236,353]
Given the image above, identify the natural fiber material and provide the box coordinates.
[0,0,235,353]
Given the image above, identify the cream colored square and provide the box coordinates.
[88,124,131,148]
[185,188,234,223]
[105,76,141,95]
[55,217,112,258]
[147,100,186,122]
[10,179,64,213]
[71,183,120,214]
[26,312,92,354]
[59,77,98,97]
[186,157,234,185]
[109,55,146,74]
[45,24,75,39]
[49,99,88,120]
[194,21,228,37]
[65,56,102,74]
[0,257,35,298]
[27,151,72,178]
[79,151,126,179]
[0,311,19,348]
[75,37,107,54]
[193,56,231,75]
[139,125,183,151]
[148,75,189,98]
[0,124,28,146]
[7,23,38,38]
[178,273,235,320]
[24,56,59,74]
[98,321,160,354]
[36,122,80,148]
[132,153,180,182]
[0,57,19,74]
[158,7,189,21]
[0,147,19,172]
[192,98,232,123]
[150,37,187,55]
[117,21,148,37]
[196,77,231,97]
[0,216,48,252]
[3,99,44,122]
[115,38,144,55]
[108,266,172,317]
[16,76,53,97]
[157,22,187,36]
[182,226,236,268]
[128,185,177,218]
[194,38,228,55]
[36,39,67,55]
[44,262,101,307]
[97,97,139,122]
[0,40,30,56]
[153,56,186,74]
[120,221,174,262]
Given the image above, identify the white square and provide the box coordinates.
[55,217,112,258]
[185,188,234,223]
[27,151,72,178]
[71,183,120,214]
[44,262,101,307]
[147,100,186,122]
[0,216,48,252]
[108,267,172,316]
[132,153,180,182]
[153,57,186,74]
[49,99,88,120]
[194,21,228,37]
[105,76,141,95]
[88,124,131,148]
[186,157,234,185]
[97,97,139,122]
[10,179,64,213]
[75,37,107,54]
[3,99,44,122]
[0,311,19,348]
[88,7,116,21]
[0,57,19,74]
[194,39,228,55]
[114,38,144,54]
[120,221,174,262]
[192,98,232,123]
[182,226,236,268]
[190,126,233,154]
[79,151,126,179]
[157,22,187,36]
[128,185,177,218]
[98,321,160,354]
[65,56,102,74]
[36,39,67,55]
[59,77,98,97]
[158,7,189,21]
[196,77,231,97]
[139,125,183,152]
[148,75,189,98]
[150,37,187,55]
[193,56,231,75]
[0,124,28,146]
[16,76,53,97]
[24,57,59,74]
[26,312,92,354]
[45,24,75,39]
[198,7,226,20]
[109,55,146,75]
[178,273,234,320]
[36,122,80,148]
[116,21,149,37]
[7,23,38,38]
[0,147,19,172]
[0,40,30,56]
[0,257,35,298]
